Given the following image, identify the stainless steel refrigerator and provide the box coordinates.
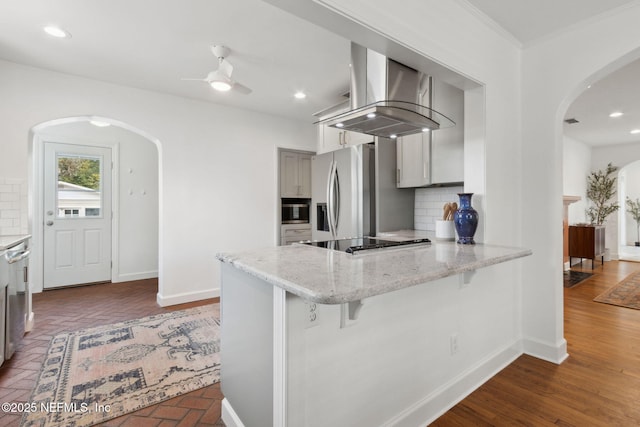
[311,139,414,241]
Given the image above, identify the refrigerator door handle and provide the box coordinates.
[333,167,340,234]
[326,160,337,238]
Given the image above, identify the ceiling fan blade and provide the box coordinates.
[233,82,253,95]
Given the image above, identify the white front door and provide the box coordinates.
[43,142,112,288]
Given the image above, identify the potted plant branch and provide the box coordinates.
[586,163,619,225]
[626,197,640,246]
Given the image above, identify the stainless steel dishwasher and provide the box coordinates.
[5,240,29,360]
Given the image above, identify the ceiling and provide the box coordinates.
[465,0,639,47]
[563,60,640,146]
[0,0,638,146]
[0,0,351,123]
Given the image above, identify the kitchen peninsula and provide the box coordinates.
[216,234,531,427]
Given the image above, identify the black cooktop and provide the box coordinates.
[303,237,431,254]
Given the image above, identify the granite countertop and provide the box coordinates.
[0,234,31,251]
[216,233,532,304]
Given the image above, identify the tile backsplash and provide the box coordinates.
[0,177,28,235]
[414,186,464,232]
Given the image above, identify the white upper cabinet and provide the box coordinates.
[430,79,464,184]
[396,78,464,188]
[280,151,312,198]
[317,125,375,154]
[396,133,430,188]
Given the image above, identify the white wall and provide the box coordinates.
[38,122,159,283]
[562,136,591,225]
[521,3,640,364]
[0,59,316,305]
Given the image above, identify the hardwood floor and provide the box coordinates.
[433,260,640,426]
[0,279,223,427]
[2,262,640,426]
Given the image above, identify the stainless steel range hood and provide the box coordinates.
[316,43,455,139]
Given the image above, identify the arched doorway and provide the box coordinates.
[618,161,640,261]
[29,116,161,295]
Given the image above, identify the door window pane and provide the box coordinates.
[56,155,102,218]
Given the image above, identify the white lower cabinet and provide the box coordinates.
[0,252,6,367]
[280,224,312,245]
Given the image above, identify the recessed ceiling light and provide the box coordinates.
[609,111,624,118]
[89,120,111,128]
[390,134,398,139]
[631,129,640,135]
[422,128,431,132]
[43,26,71,38]
[336,123,344,128]
[366,113,376,119]
[294,91,306,99]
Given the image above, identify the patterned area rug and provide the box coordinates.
[563,270,594,288]
[594,271,640,309]
[22,305,220,427]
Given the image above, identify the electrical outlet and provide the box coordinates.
[450,334,459,355]
[305,302,319,328]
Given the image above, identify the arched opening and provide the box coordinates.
[29,116,162,301]
[561,52,640,265]
[618,161,640,261]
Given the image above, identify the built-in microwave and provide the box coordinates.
[281,199,310,224]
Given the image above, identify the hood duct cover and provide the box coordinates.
[316,43,455,138]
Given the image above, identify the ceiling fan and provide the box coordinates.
[182,45,252,94]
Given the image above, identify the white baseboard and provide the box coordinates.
[221,398,245,427]
[112,270,158,283]
[384,341,522,426]
[522,336,568,364]
[25,311,35,332]
[156,288,220,307]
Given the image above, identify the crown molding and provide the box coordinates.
[454,0,523,49]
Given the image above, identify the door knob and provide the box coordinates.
[46,220,54,226]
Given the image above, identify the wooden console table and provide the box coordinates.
[568,225,605,268]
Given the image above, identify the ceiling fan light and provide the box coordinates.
[207,69,232,92]
[210,80,232,91]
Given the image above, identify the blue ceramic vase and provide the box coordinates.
[454,193,478,245]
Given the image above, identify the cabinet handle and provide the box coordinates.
[397,168,401,184]
[423,161,427,179]
[339,132,344,146]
